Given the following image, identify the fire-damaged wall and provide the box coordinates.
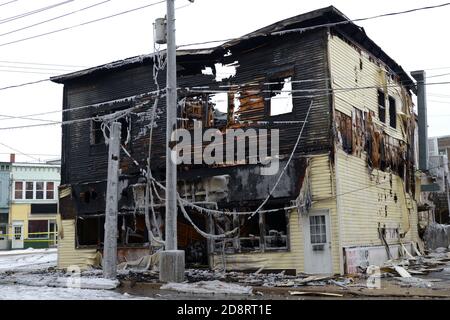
[54,27,333,270]
[53,6,421,274]
[328,30,421,274]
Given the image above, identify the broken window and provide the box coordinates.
[335,111,352,154]
[269,77,294,116]
[264,211,288,250]
[213,208,289,254]
[378,89,386,123]
[389,96,397,129]
[77,216,104,247]
[91,112,130,145]
[181,96,213,129]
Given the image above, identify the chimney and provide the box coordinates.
[411,70,428,171]
[9,153,15,164]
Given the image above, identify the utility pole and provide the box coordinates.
[159,0,185,283]
[103,122,121,280]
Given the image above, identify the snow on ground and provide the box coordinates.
[0,249,148,300]
[0,248,57,271]
[161,280,253,295]
[0,284,148,300]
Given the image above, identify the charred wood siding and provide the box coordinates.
[61,29,331,202]
[226,30,332,156]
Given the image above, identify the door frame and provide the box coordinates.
[303,209,333,275]
[11,221,24,249]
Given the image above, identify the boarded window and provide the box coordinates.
[28,220,48,239]
[270,77,294,116]
[14,181,23,200]
[389,96,397,129]
[378,90,386,123]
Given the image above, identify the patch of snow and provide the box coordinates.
[161,280,253,295]
[0,285,148,300]
[0,249,57,272]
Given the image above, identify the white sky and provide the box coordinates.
[0,0,449,163]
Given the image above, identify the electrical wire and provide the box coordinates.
[0,142,40,162]
[0,0,17,8]
[177,2,450,48]
[0,0,74,25]
[0,0,112,39]
[0,0,167,48]
[0,60,86,68]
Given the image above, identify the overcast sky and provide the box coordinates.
[0,0,449,163]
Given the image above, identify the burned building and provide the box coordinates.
[51,6,422,275]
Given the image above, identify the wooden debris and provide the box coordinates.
[289,291,344,297]
[393,266,412,278]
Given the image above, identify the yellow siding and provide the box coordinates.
[329,34,406,141]
[9,204,58,239]
[336,149,418,247]
[57,219,99,270]
[214,155,339,274]
[310,155,340,274]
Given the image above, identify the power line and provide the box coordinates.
[0,69,57,75]
[0,0,18,8]
[0,0,166,48]
[0,0,112,39]
[0,60,87,68]
[0,0,74,25]
[0,64,76,72]
[178,2,450,48]
[0,142,41,162]
[0,78,49,91]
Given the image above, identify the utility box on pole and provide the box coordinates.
[103,122,121,280]
[154,18,167,45]
[159,0,185,284]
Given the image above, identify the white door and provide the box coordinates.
[303,210,333,274]
[11,222,24,249]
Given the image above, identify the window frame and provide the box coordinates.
[378,89,386,123]
[388,96,397,129]
[14,181,24,200]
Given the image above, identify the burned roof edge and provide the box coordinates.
[50,48,215,84]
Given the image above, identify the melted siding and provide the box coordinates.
[336,149,418,247]
[329,33,406,141]
[57,220,98,269]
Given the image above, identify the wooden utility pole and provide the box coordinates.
[103,122,121,279]
[159,0,185,283]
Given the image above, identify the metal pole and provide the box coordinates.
[159,0,185,283]
[103,122,121,280]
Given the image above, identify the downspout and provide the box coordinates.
[411,70,428,172]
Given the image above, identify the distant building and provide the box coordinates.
[424,136,450,224]
[9,159,60,250]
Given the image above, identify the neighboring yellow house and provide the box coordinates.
[9,162,60,250]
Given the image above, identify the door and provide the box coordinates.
[303,210,333,274]
[11,222,24,249]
